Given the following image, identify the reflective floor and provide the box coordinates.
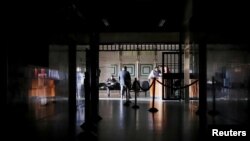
[4,90,249,141]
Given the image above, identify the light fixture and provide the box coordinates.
[102,19,109,27]
[158,19,166,27]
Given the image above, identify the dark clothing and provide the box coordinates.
[118,70,131,98]
[118,70,131,87]
[132,80,140,92]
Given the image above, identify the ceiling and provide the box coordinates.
[46,0,187,32]
[5,0,249,43]
[4,0,249,67]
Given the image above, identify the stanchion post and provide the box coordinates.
[132,81,139,109]
[149,78,158,112]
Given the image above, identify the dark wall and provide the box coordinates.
[7,34,49,66]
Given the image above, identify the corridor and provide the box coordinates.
[4,89,248,141]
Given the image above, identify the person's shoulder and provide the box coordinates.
[126,71,131,75]
[118,71,122,75]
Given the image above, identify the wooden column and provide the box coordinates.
[184,34,190,102]
[136,50,140,79]
[68,41,76,139]
[118,50,122,73]
[179,32,183,100]
[198,38,207,139]
[90,32,101,122]
[1,42,8,108]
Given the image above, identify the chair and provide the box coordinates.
[141,81,150,97]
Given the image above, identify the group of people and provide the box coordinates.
[78,65,171,98]
[106,66,131,98]
[106,65,171,98]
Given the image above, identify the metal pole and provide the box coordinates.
[208,76,219,116]
[132,80,139,109]
[149,78,158,112]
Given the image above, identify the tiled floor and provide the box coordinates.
[4,90,249,141]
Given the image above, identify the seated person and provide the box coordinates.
[106,75,118,97]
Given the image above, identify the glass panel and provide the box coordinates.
[207,44,249,125]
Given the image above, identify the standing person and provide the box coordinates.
[76,71,84,99]
[148,66,161,98]
[105,75,118,97]
[118,66,131,99]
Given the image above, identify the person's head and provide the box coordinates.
[123,66,127,71]
[154,66,159,71]
[111,75,114,78]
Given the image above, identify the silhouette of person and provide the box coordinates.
[105,75,118,97]
[132,77,140,97]
[76,71,84,99]
[118,66,131,98]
